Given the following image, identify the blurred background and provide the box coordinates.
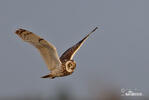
[0,0,149,100]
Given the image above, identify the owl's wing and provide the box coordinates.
[60,27,98,62]
[15,29,61,71]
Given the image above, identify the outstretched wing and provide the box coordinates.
[60,27,98,62]
[15,29,61,71]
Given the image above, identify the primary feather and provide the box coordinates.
[60,27,98,62]
[15,29,61,71]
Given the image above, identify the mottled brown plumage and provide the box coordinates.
[60,27,98,62]
[15,27,98,79]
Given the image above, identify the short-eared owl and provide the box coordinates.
[15,27,98,79]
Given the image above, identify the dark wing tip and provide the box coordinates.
[15,28,26,35]
[90,27,98,33]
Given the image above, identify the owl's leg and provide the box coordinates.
[41,74,55,79]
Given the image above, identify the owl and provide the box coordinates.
[15,27,98,79]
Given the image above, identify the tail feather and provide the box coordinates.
[41,74,55,79]
[41,75,50,78]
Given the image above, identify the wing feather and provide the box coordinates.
[60,27,98,62]
[15,29,61,71]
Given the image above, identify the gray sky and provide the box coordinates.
[0,0,149,98]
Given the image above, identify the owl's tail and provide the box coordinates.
[41,75,49,78]
[41,74,55,79]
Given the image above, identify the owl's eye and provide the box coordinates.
[68,63,73,67]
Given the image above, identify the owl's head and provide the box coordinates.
[65,60,76,73]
